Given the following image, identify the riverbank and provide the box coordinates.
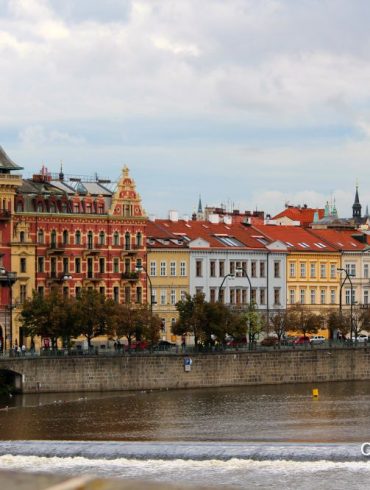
[0,347,369,393]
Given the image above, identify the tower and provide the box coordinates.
[352,185,362,221]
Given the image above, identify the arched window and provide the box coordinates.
[51,230,57,247]
[37,202,43,213]
[37,229,44,244]
[61,202,68,213]
[49,202,56,213]
[16,201,23,212]
[125,232,131,251]
[99,231,105,246]
[113,231,120,246]
[87,231,93,249]
[20,231,25,243]
[62,230,68,245]
[75,230,81,245]
[136,232,142,248]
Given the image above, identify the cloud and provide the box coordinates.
[19,125,85,147]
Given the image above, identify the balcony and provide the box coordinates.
[84,273,104,282]
[48,273,72,283]
[83,243,104,256]
[121,271,139,282]
[47,242,65,255]
[0,209,11,220]
[121,244,143,256]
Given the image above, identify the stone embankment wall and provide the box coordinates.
[0,348,369,393]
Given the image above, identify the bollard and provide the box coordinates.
[312,388,319,398]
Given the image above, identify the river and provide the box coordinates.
[0,381,369,488]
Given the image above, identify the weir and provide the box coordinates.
[0,348,369,394]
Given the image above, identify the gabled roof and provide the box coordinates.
[0,146,23,171]
[252,224,337,252]
[273,207,324,227]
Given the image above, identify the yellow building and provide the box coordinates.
[147,220,190,343]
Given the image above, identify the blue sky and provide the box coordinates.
[1,0,370,218]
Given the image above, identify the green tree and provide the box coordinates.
[326,310,351,340]
[269,309,290,344]
[173,292,207,347]
[287,304,323,337]
[241,302,265,348]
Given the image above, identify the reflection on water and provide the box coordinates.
[0,381,369,443]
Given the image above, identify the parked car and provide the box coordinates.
[260,337,278,347]
[350,334,368,343]
[226,337,248,348]
[293,336,310,345]
[153,340,176,351]
[124,340,149,351]
[310,335,326,345]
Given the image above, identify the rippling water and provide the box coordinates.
[0,381,369,488]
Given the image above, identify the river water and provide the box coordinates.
[0,381,369,489]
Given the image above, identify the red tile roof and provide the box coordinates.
[273,207,324,227]
[308,229,369,251]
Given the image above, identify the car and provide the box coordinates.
[260,337,279,347]
[350,334,368,343]
[154,340,176,351]
[310,335,326,345]
[293,336,310,345]
[226,337,248,348]
[124,340,149,351]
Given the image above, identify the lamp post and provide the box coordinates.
[337,268,354,341]
[135,264,155,312]
[0,267,17,353]
[218,273,235,302]
[236,266,252,305]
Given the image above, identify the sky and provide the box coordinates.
[1,0,370,218]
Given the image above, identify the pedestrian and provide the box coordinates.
[21,344,26,356]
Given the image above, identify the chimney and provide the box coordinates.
[169,210,179,222]
[208,213,220,224]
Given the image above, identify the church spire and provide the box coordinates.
[197,194,203,213]
[352,184,362,221]
[59,160,64,181]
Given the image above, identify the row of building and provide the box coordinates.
[1,147,370,347]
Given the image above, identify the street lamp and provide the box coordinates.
[0,267,17,353]
[236,266,252,305]
[218,273,235,302]
[135,264,156,312]
[337,268,354,341]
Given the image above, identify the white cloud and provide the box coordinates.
[19,125,85,147]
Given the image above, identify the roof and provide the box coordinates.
[251,224,337,252]
[273,207,324,227]
[147,220,270,250]
[308,229,369,251]
[0,146,23,171]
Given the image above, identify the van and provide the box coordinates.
[310,335,326,344]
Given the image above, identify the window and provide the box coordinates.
[251,261,257,278]
[113,232,120,246]
[320,289,326,305]
[170,261,176,276]
[136,232,142,248]
[87,231,93,249]
[160,289,166,305]
[241,261,247,275]
[230,289,235,304]
[180,290,187,301]
[75,230,81,245]
[74,203,79,213]
[150,261,156,276]
[99,231,105,246]
[37,257,44,273]
[300,289,305,304]
[196,260,202,277]
[160,261,167,276]
[37,286,44,297]
[210,288,216,303]
[274,261,280,278]
[330,289,336,305]
[195,287,203,295]
[289,263,296,278]
[330,264,336,279]
[37,229,44,244]
[113,258,119,273]
[125,232,130,251]
[218,288,225,303]
[20,231,25,243]
[289,289,295,304]
[310,263,316,278]
[310,289,316,304]
[161,318,166,333]
[345,289,355,305]
[125,286,131,303]
[345,263,356,277]
[180,261,186,276]
[260,288,266,305]
[20,285,27,303]
[51,230,57,247]
[136,258,142,270]
[20,257,26,273]
[151,288,157,305]
[251,288,257,303]
[364,264,369,279]
[124,258,130,274]
[87,257,93,278]
[229,261,235,275]
[63,257,69,274]
[62,230,68,245]
[136,286,142,303]
[99,258,105,274]
[98,204,104,214]
[170,289,176,305]
[51,257,57,277]
[75,258,81,274]
[364,290,369,305]
[320,264,326,279]
[274,288,281,305]
[210,260,216,277]
[219,261,225,277]
[242,289,247,304]
[260,262,266,278]
[300,263,306,278]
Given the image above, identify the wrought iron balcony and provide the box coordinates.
[121,271,139,281]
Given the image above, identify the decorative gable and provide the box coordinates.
[266,240,289,251]
[109,166,146,218]
[189,237,210,248]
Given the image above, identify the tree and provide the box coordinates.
[326,310,351,340]
[269,310,290,344]
[75,289,114,348]
[173,293,207,347]
[352,307,370,341]
[241,302,265,348]
[287,304,323,337]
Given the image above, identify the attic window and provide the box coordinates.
[257,238,268,245]
[315,243,327,249]
[215,236,244,247]
[337,242,344,247]
[298,242,309,248]
[350,242,358,247]
[285,242,293,247]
